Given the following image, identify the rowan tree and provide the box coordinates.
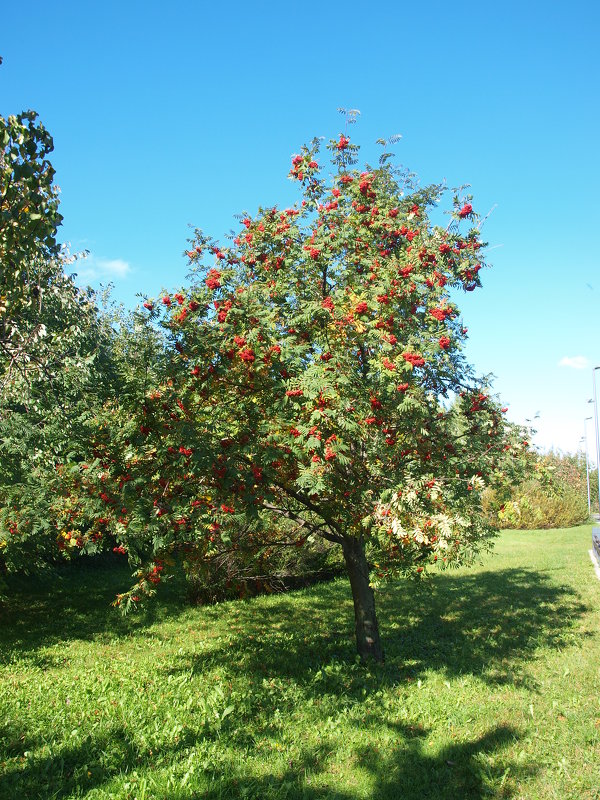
[45,133,530,661]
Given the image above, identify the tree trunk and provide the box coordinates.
[342,536,384,663]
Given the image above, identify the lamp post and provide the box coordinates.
[593,367,600,516]
[584,417,593,517]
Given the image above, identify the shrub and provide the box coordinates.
[482,451,590,529]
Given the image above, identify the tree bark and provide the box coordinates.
[342,536,384,663]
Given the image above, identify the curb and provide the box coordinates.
[589,549,600,581]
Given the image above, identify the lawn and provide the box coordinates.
[1,526,599,799]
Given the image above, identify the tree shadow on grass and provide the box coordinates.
[195,722,524,800]
[0,557,189,665]
[0,712,527,800]
[0,720,149,800]
[379,566,589,685]
[170,567,588,692]
[1,559,587,687]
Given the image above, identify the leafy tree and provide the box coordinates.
[0,281,171,585]
[0,112,125,586]
[1,111,63,384]
[51,133,529,662]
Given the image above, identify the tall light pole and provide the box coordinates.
[584,417,593,517]
[593,366,600,516]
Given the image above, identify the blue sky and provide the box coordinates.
[2,0,599,458]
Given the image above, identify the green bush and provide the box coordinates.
[483,451,590,530]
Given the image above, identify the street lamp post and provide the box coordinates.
[584,418,593,517]
[593,367,600,516]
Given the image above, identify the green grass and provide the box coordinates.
[1,526,600,799]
